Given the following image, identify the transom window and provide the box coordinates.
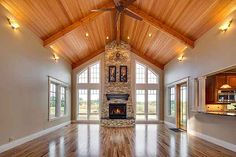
[136,63,146,83]
[77,62,100,121]
[135,62,159,121]
[78,69,88,83]
[49,77,68,120]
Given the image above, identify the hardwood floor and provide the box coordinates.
[0,124,235,157]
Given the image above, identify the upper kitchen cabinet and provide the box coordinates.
[206,75,217,104]
[205,69,236,104]
[227,76,236,88]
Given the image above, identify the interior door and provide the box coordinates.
[179,83,188,130]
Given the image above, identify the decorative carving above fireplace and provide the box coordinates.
[106,93,129,100]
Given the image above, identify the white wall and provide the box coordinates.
[0,5,71,146]
[164,10,236,145]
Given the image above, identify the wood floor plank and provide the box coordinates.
[0,124,235,157]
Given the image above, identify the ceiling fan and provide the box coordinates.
[92,0,143,43]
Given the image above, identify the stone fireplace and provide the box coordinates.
[100,41,135,127]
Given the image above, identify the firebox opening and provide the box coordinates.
[109,103,126,119]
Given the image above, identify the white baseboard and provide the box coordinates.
[188,129,236,152]
[0,121,71,153]
[164,121,176,128]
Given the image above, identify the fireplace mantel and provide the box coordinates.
[106,94,129,100]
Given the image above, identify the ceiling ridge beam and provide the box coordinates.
[131,47,164,70]
[127,5,195,48]
[72,48,105,69]
[43,2,114,47]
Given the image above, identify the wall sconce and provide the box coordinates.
[52,53,59,62]
[8,18,20,29]
[178,55,184,62]
[219,19,233,32]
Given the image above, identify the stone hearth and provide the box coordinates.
[100,41,135,127]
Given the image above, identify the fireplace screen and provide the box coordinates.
[109,103,126,119]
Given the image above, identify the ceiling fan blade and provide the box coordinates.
[123,9,142,21]
[123,0,136,7]
[113,0,120,7]
[91,7,114,12]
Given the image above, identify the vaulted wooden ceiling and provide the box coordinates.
[1,0,236,69]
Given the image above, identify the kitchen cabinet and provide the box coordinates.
[227,76,236,88]
[206,74,236,104]
[215,75,225,89]
[206,76,217,104]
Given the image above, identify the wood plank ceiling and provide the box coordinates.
[1,0,236,69]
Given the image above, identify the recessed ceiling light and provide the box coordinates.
[106,36,109,40]
[127,36,130,40]
[85,32,89,37]
[8,18,20,29]
[148,33,152,37]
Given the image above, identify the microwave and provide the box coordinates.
[218,90,236,102]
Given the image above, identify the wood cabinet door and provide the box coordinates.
[206,76,216,104]
[228,76,236,88]
[216,75,226,89]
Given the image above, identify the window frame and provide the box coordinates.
[168,86,176,117]
[77,61,101,121]
[48,77,68,121]
[135,61,159,121]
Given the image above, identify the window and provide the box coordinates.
[168,86,176,116]
[78,89,88,120]
[49,83,57,118]
[136,63,146,84]
[78,69,88,83]
[77,62,100,121]
[135,62,159,121]
[49,77,68,120]
[90,63,100,83]
[60,86,66,116]
[148,70,158,84]
[136,90,145,120]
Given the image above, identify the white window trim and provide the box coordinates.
[135,61,159,121]
[77,61,101,121]
[48,76,69,121]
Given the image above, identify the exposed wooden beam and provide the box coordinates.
[72,48,105,69]
[43,2,114,47]
[131,48,164,70]
[127,5,195,48]
[116,13,121,44]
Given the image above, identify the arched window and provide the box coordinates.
[135,61,159,121]
[77,62,100,121]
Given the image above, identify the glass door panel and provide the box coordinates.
[78,89,88,120]
[136,90,145,120]
[90,89,100,120]
[148,90,157,120]
[90,90,99,114]
[180,84,187,130]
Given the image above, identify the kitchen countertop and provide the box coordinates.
[196,111,236,116]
